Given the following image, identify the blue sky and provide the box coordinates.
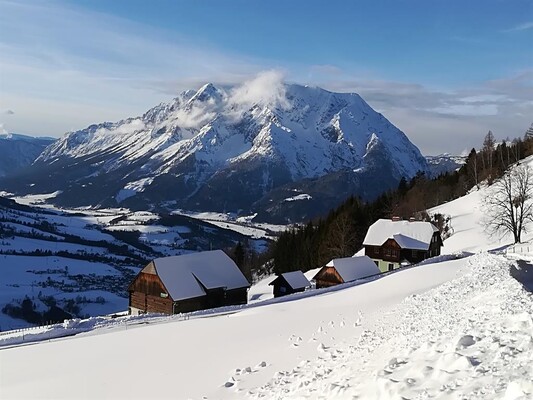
[0,0,532,154]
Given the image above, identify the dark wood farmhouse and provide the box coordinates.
[313,256,380,289]
[128,250,250,315]
[269,270,311,298]
[363,218,443,272]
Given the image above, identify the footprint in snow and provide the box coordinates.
[224,377,236,388]
[456,334,477,349]
[354,311,363,326]
[256,361,267,368]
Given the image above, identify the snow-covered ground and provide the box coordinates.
[1,166,533,399]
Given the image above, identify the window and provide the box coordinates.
[374,247,379,254]
[412,250,417,258]
[388,263,394,271]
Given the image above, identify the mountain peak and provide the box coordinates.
[8,83,428,221]
[190,83,224,103]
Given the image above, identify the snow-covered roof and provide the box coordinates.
[325,256,380,282]
[363,219,438,250]
[269,271,311,290]
[153,250,250,301]
[392,234,429,251]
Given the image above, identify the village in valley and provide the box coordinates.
[128,217,443,316]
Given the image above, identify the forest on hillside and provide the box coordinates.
[263,126,533,275]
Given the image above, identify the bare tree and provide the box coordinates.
[483,164,533,243]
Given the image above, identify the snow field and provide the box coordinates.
[0,255,469,399]
[245,253,532,399]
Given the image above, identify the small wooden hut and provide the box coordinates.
[269,270,311,298]
[313,255,380,289]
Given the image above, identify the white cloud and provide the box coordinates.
[459,95,509,103]
[431,104,498,117]
[0,0,265,135]
[228,70,291,112]
[306,67,533,154]
[173,103,218,130]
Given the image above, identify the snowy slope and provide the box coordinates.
[1,81,428,221]
[1,162,532,399]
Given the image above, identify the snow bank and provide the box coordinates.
[245,253,533,399]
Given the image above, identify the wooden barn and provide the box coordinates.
[128,250,250,315]
[269,270,311,298]
[313,256,380,289]
[363,218,443,272]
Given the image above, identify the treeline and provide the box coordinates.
[270,126,533,275]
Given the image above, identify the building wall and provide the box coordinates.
[314,267,343,289]
[272,283,305,298]
[370,258,400,273]
[224,288,248,306]
[128,272,173,314]
[172,297,207,314]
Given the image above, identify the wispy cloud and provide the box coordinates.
[504,21,533,32]
[0,0,266,134]
[305,66,533,154]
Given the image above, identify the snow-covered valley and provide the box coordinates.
[1,162,532,399]
[0,193,272,331]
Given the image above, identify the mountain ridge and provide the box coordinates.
[2,82,428,222]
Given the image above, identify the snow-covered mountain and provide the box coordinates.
[2,82,428,221]
[426,153,466,178]
[0,133,56,177]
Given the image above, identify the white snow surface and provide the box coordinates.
[284,193,312,202]
[325,255,381,282]
[2,166,533,399]
[364,219,438,249]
